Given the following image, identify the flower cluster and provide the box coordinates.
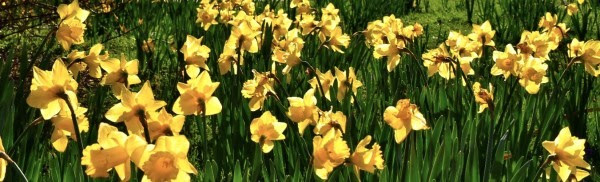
[365,15,424,71]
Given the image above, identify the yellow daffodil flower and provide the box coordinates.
[181,35,211,77]
[173,71,222,116]
[84,44,109,78]
[312,130,350,180]
[195,1,219,30]
[568,39,600,76]
[313,110,346,135]
[105,81,167,137]
[519,56,549,94]
[26,59,79,120]
[0,137,7,181]
[539,13,558,31]
[250,111,287,153]
[66,50,87,79]
[272,28,304,74]
[217,47,239,75]
[321,26,350,53]
[242,70,276,111]
[542,127,591,181]
[383,99,429,143]
[129,135,198,182]
[334,67,362,103]
[491,44,521,79]
[56,17,87,51]
[473,82,494,113]
[57,0,89,21]
[468,20,495,47]
[147,108,185,141]
[308,69,334,101]
[517,31,553,60]
[50,104,89,152]
[81,123,136,180]
[299,14,319,36]
[287,89,320,134]
[350,135,384,176]
[567,3,579,16]
[100,54,141,98]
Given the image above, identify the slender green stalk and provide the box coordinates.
[137,111,152,144]
[0,151,28,182]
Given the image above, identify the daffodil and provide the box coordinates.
[250,111,287,153]
[141,38,155,53]
[422,43,451,77]
[105,81,167,137]
[334,67,362,103]
[100,54,141,99]
[374,33,406,72]
[567,3,579,16]
[308,69,334,101]
[217,47,239,75]
[350,135,384,176]
[181,35,211,77]
[519,56,549,94]
[517,31,553,60]
[226,11,261,56]
[129,135,198,181]
[313,110,346,135]
[539,13,558,31]
[542,127,591,181]
[172,71,222,116]
[272,28,304,74]
[57,0,89,21]
[287,89,320,134]
[56,17,87,51]
[84,44,109,78]
[491,44,521,79]
[312,130,350,180]
[320,3,341,33]
[0,137,7,181]
[195,1,219,30]
[147,108,185,141]
[383,99,429,143]
[298,14,319,36]
[66,50,87,79]
[568,39,600,76]
[242,70,276,111]
[81,123,136,180]
[56,0,89,50]
[26,59,78,120]
[50,104,89,152]
[290,0,311,15]
[472,82,494,113]
[321,26,350,53]
[468,20,495,47]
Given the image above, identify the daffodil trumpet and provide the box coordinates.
[0,151,28,182]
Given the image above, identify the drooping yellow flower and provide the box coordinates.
[320,26,350,53]
[383,99,429,143]
[539,12,558,31]
[172,71,222,116]
[567,3,579,16]
[55,0,89,51]
[26,59,79,120]
[287,89,320,134]
[250,111,287,153]
[374,33,406,72]
[334,67,363,103]
[147,108,185,141]
[472,82,494,113]
[298,14,319,36]
[468,20,495,47]
[518,56,549,94]
[180,35,211,77]
[0,137,7,181]
[195,1,219,30]
[56,17,87,51]
[313,110,346,135]
[350,135,384,175]
[491,44,521,79]
[242,70,276,111]
[226,11,262,56]
[568,39,600,77]
[50,104,89,152]
[272,28,304,74]
[66,49,87,79]
[81,123,136,180]
[542,127,591,181]
[105,81,167,136]
[422,43,451,77]
[312,130,350,180]
[517,31,553,60]
[308,69,334,101]
[364,20,385,47]
[290,0,311,15]
[57,0,89,21]
[129,136,198,182]
[84,44,109,78]
[217,47,239,75]
[319,3,341,33]
[100,54,141,99]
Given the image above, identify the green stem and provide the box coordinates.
[0,151,28,182]
[137,111,152,144]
